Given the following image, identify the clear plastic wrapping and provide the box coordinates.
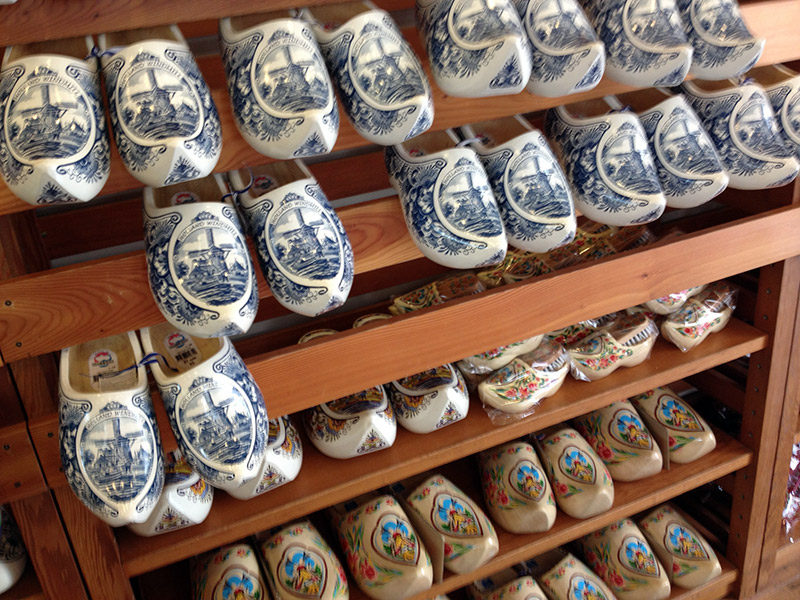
[567,313,660,382]
[477,340,569,425]
[456,335,544,387]
[643,284,707,315]
[660,282,738,352]
[389,273,485,315]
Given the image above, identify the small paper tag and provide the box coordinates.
[164,331,200,367]
[88,349,136,391]
[170,191,200,206]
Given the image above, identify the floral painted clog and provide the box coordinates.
[219,11,339,159]
[388,364,469,434]
[406,474,499,574]
[577,518,671,600]
[231,161,353,318]
[681,79,799,190]
[539,553,617,600]
[226,415,303,500]
[629,386,716,463]
[533,425,614,519]
[127,450,213,536]
[98,25,221,187]
[192,543,267,600]
[417,0,532,97]
[337,495,433,600]
[660,281,736,351]
[638,504,722,588]
[389,272,486,315]
[479,576,548,600]
[457,334,544,378]
[260,520,349,600]
[386,129,508,269]
[300,1,433,145]
[545,99,667,226]
[143,174,258,338]
[0,506,27,595]
[675,0,765,80]
[479,440,557,533]
[140,323,268,493]
[513,0,605,97]
[461,116,577,253]
[0,36,110,205]
[59,331,164,527]
[614,90,728,209]
[747,64,800,159]
[580,0,692,87]
[643,284,706,315]
[572,400,663,482]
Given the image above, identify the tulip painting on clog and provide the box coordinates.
[545,99,667,226]
[416,0,533,97]
[676,0,765,80]
[513,0,605,97]
[300,1,433,145]
[143,175,258,337]
[461,116,577,254]
[0,36,110,205]
[231,161,353,318]
[219,11,339,159]
[748,64,800,159]
[98,25,221,187]
[59,332,164,527]
[386,129,508,269]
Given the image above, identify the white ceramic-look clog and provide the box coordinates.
[58,331,164,527]
[388,364,469,434]
[192,543,268,600]
[260,520,350,600]
[337,495,433,600]
[572,400,663,482]
[479,440,557,533]
[545,99,667,226]
[675,0,765,80]
[98,25,221,187]
[513,0,605,97]
[219,11,339,159]
[681,79,800,190]
[416,0,532,98]
[405,474,499,574]
[577,518,671,600]
[0,36,110,205]
[638,504,722,589]
[231,161,353,318]
[533,425,614,519]
[300,1,433,145]
[0,506,27,595]
[539,553,617,600]
[127,450,213,536]
[143,174,258,338]
[745,64,800,159]
[385,129,508,269]
[461,116,577,253]
[140,323,269,493]
[581,0,692,87]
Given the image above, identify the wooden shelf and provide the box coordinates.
[1,562,44,600]
[794,412,800,445]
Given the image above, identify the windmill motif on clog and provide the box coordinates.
[619,536,661,578]
[279,546,328,598]
[665,523,709,560]
[373,514,421,565]
[560,446,596,485]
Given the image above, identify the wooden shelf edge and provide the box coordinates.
[775,531,800,572]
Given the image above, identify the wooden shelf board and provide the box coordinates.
[775,527,800,572]
[1,561,44,600]
[1,0,799,216]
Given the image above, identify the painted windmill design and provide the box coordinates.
[512,153,569,216]
[456,0,512,42]
[695,0,751,40]
[265,45,324,112]
[186,388,250,463]
[359,37,421,104]
[12,83,86,160]
[604,128,659,194]
[661,115,718,172]
[126,68,198,138]
[628,0,684,46]
[736,100,789,156]
[180,227,248,304]
[535,0,593,48]
[444,170,499,234]
[85,417,150,500]
[275,207,340,279]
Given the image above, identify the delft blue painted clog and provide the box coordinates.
[58,331,164,527]
[513,0,605,97]
[140,323,269,493]
[385,129,508,269]
[461,116,576,253]
[143,174,258,338]
[219,11,339,159]
[417,0,532,97]
[98,25,221,187]
[0,36,111,205]
[614,90,728,208]
[749,64,800,159]
[300,1,433,145]
[675,0,765,80]
[580,0,692,87]
[545,99,667,226]
[682,79,800,189]
[0,506,27,595]
[231,161,353,318]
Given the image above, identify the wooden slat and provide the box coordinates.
[685,369,746,414]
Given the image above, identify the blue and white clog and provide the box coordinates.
[749,64,800,159]
[0,506,27,595]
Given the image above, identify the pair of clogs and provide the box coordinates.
[660,281,737,351]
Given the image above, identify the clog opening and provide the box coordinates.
[145,322,223,375]
[306,1,372,28]
[689,79,738,92]
[747,64,797,85]
[229,10,295,31]
[298,329,338,344]
[467,116,530,148]
[615,88,673,113]
[403,129,458,156]
[68,333,138,394]
[7,36,92,62]
[151,175,228,208]
[236,161,309,201]
[103,25,182,49]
